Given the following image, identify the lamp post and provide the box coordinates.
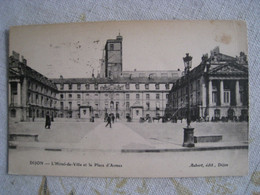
[182,53,195,147]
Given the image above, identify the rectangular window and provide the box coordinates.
[94,84,98,90]
[145,84,149,90]
[165,83,169,90]
[146,94,150,99]
[136,94,140,99]
[69,94,72,98]
[60,84,64,90]
[68,84,72,90]
[125,83,129,89]
[155,84,159,90]
[86,93,89,97]
[110,44,114,50]
[212,92,217,103]
[77,94,81,99]
[77,84,81,90]
[85,84,90,90]
[146,102,150,110]
[126,94,130,99]
[224,91,230,103]
[156,94,160,99]
[126,102,130,109]
[69,102,72,110]
[166,94,169,99]
[95,94,98,96]
[135,84,140,90]
[60,94,64,99]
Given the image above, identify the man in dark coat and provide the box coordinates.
[111,115,115,123]
[105,115,112,128]
[45,112,51,129]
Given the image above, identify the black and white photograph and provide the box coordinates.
[8,20,248,177]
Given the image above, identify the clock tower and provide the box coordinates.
[102,34,123,79]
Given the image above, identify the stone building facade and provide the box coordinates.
[8,51,58,122]
[52,35,181,120]
[52,73,179,120]
[166,47,248,121]
[9,35,247,123]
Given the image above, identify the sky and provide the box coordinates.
[9,20,248,78]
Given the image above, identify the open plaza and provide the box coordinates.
[8,120,248,177]
[9,120,248,151]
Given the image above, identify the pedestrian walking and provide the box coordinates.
[45,112,51,129]
[105,115,112,128]
[112,115,115,123]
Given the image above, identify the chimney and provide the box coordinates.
[92,69,95,78]
[12,51,20,60]
[21,56,27,65]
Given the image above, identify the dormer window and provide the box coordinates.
[85,84,90,90]
[94,84,98,90]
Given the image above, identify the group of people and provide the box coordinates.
[105,114,115,128]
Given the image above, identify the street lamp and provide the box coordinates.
[182,53,195,147]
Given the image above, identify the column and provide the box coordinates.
[236,80,241,106]
[202,81,207,117]
[8,83,11,105]
[220,80,224,106]
[17,82,21,106]
[208,80,212,106]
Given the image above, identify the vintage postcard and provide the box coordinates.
[8,20,248,177]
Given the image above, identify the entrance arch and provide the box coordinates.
[227,108,235,120]
[110,101,114,109]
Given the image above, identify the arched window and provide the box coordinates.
[110,101,114,109]
[227,108,235,120]
[10,109,16,117]
[214,109,220,118]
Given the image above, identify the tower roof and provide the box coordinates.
[116,33,123,40]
